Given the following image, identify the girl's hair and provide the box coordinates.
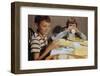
[66,17,78,28]
[34,15,51,26]
[52,25,64,34]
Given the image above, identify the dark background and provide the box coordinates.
[28,15,88,38]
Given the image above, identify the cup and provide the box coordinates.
[71,29,76,34]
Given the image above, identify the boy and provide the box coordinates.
[30,15,59,60]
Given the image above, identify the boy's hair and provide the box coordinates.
[34,15,51,26]
[66,17,78,28]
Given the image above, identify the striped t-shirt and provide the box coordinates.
[31,32,48,53]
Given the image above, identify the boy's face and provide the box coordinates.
[39,20,50,35]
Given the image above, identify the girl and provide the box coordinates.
[53,17,87,40]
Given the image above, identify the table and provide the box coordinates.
[46,40,88,60]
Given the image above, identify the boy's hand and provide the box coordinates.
[38,40,60,60]
[48,40,60,50]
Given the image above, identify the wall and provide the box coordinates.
[0,0,100,76]
[28,15,88,37]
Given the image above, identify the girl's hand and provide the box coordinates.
[73,27,79,32]
[67,26,73,31]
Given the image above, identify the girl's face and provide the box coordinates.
[68,23,77,30]
[39,20,50,35]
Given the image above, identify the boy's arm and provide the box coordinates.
[39,41,59,60]
[33,52,40,60]
[31,37,41,60]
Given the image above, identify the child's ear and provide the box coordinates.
[77,26,79,29]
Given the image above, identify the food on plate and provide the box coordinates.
[57,39,72,47]
[80,41,88,46]
[74,46,87,57]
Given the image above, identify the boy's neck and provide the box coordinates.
[38,32,46,38]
